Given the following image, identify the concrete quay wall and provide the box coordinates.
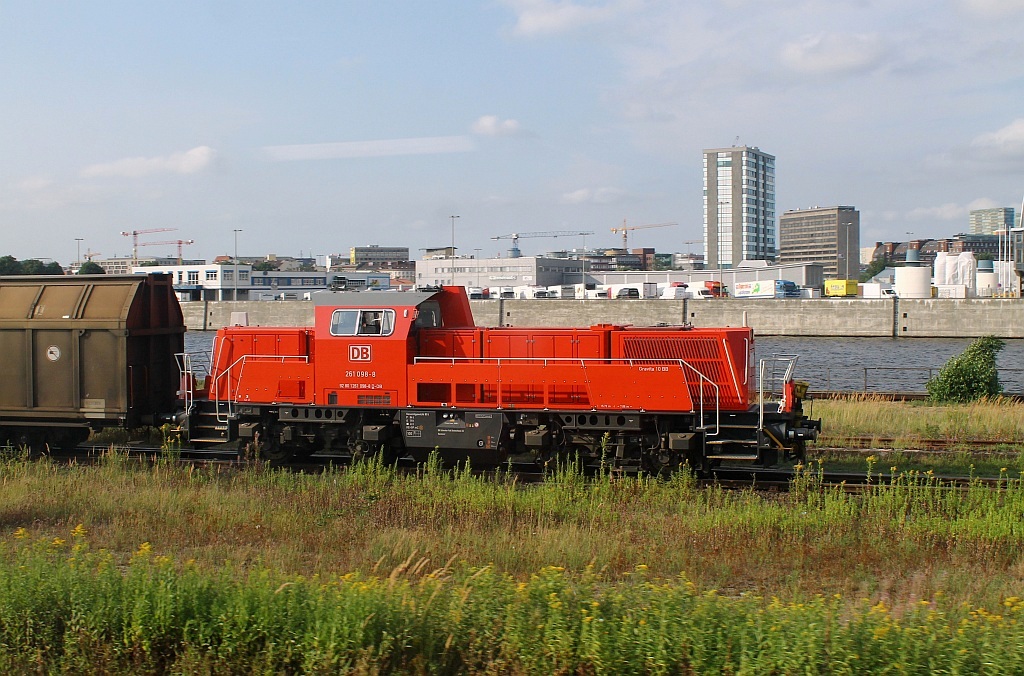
[181,298,1024,338]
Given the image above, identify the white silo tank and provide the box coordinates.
[895,266,932,298]
[957,252,977,295]
[976,259,995,297]
[933,251,948,286]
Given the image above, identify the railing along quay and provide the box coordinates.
[811,366,1024,395]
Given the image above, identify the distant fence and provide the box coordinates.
[821,367,1024,393]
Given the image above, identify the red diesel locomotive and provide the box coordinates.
[0,274,818,472]
[188,284,820,472]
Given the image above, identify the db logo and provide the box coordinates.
[349,345,372,362]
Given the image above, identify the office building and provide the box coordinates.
[779,206,860,279]
[969,207,1015,235]
[703,145,776,269]
[349,245,410,265]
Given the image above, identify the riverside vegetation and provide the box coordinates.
[4,449,1024,672]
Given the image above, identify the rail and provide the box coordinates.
[411,356,722,436]
[210,354,311,423]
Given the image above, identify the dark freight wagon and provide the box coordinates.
[0,274,184,451]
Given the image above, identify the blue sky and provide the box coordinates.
[2,0,1023,265]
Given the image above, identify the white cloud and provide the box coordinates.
[967,197,1000,210]
[970,118,1024,159]
[15,176,53,192]
[471,115,522,137]
[80,146,215,179]
[957,0,1024,17]
[780,32,888,76]
[502,0,632,37]
[906,203,967,221]
[560,186,624,204]
[263,136,476,161]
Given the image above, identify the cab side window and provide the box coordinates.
[414,301,442,329]
[332,309,395,337]
[330,310,359,336]
[359,311,382,334]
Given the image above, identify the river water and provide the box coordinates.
[184,332,1024,395]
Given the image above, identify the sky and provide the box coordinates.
[2,0,1024,266]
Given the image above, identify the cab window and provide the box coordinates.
[331,309,395,336]
[414,301,442,329]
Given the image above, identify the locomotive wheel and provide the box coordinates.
[786,441,807,463]
[257,426,293,466]
[643,448,681,477]
[290,437,322,462]
[348,438,370,463]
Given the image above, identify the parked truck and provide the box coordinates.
[732,280,801,299]
[824,279,859,297]
[704,280,726,298]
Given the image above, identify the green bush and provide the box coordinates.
[926,336,1004,403]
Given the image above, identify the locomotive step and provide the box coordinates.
[705,439,758,446]
[706,454,760,461]
[189,436,233,444]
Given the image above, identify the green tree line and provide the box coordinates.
[0,257,106,275]
[0,256,64,275]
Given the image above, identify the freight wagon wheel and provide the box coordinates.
[10,429,50,456]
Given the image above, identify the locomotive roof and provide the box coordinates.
[311,288,441,308]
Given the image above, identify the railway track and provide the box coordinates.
[816,436,1024,452]
[23,442,1015,492]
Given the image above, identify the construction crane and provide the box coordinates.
[683,239,702,254]
[610,220,676,250]
[83,250,101,261]
[120,228,176,263]
[491,230,595,258]
[137,239,196,265]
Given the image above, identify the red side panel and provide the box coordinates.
[611,327,751,410]
[408,323,750,413]
[208,327,315,404]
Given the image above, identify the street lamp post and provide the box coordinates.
[473,248,482,287]
[449,215,460,285]
[233,229,243,301]
[74,238,83,270]
[581,232,588,291]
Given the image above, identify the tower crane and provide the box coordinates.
[610,220,676,250]
[137,239,196,265]
[120,228,176,263]
[491,230,595,258]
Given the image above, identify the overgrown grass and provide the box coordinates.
[3,531,1024,673]
[4,454,1024,670]
[813,394,1024,446]
[9,442,1024,669]
[3,453,1024,602]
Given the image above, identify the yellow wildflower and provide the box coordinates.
[13,527,28,539]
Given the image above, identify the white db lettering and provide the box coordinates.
[349,345,372,362]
